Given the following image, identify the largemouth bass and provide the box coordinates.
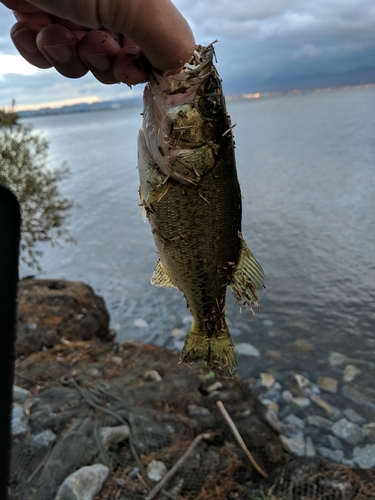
[138,45,266,376]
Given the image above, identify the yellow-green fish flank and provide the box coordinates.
[138,45,266,376]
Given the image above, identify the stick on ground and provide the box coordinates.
[145,432,212,500]
[217,400,267,478]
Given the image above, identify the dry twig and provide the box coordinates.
[145,432,212,500]
[216,400,267,478]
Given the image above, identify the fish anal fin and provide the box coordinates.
[229,239,266,313]
[181,321,236,377]
[151,259,178,289]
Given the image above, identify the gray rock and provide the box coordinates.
[187,404,215,429]
[54,463,109,500]
[281,390,293,403]
[187,405,211,418]
[11,406,29,437]
[332,418,366,446]
[343,408,366,426]
[128,468,140,480]
[99,425,129,449]
[261,389,280,403]
[352,444,375,469]
[31,429,56,451]
[284,414,305,430]
[306,415,332,429]
[234,343,260,357]
[280,436,315,457]
[317,446,344,463]
[13,385,31,403]
[146,460,167,482]
[325,435,344,450]
[342,385,375,410]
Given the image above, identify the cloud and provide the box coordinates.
[1,0,375,107]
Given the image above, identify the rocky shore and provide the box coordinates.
[10,279,375,499]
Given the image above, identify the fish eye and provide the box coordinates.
[200,94,220,117]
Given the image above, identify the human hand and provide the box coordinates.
[1,0,195,85]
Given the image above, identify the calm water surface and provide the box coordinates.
[23,87,375,383]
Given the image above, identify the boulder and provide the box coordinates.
[16,279,112,356]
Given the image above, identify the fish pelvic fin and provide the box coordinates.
[181,321,236,377]
[151,259,178,289]
[229,239,266,313]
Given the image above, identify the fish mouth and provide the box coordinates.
[141,45,217,183]
[148,45,215,100]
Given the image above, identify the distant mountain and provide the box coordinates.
[226,65,375,95]
[18,97,143,118]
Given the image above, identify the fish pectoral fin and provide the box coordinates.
[151,259,178,289]
[229,239,266,313]
[181,321,236,377]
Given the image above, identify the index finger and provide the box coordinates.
[22,0,195,72]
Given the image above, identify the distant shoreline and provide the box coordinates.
[17,83,375,119]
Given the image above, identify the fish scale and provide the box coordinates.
[138,45,266,376]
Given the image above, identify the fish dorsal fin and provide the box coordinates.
[151,259,178,289]
[229,239,266,313]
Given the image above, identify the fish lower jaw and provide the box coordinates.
[181,329,236,378]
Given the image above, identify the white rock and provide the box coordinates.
[134,318,148,328]
[206,382,223,393]
[234,343,260,357]
[343,364,361,382]
[143,370,162,382]
[54,464,109,500]
[99,426,130,449]
[329,352,348,368]
[260,373,275,389]
[170,328,186,338]
[147,460,168,482]
[291,397,310,409]
[13,385,31,403]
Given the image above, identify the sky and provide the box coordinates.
[1,0,375,110]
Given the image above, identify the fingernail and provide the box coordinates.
[13,28,38,55]
[84,53,111,71]
[44,44,72,64]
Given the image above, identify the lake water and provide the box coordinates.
[22,87,375,383]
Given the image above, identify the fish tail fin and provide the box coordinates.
[229,238,266,313]
[181,321,236,377]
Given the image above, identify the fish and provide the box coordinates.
[138,44,266,376]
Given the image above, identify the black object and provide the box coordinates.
[0,186,21,500]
